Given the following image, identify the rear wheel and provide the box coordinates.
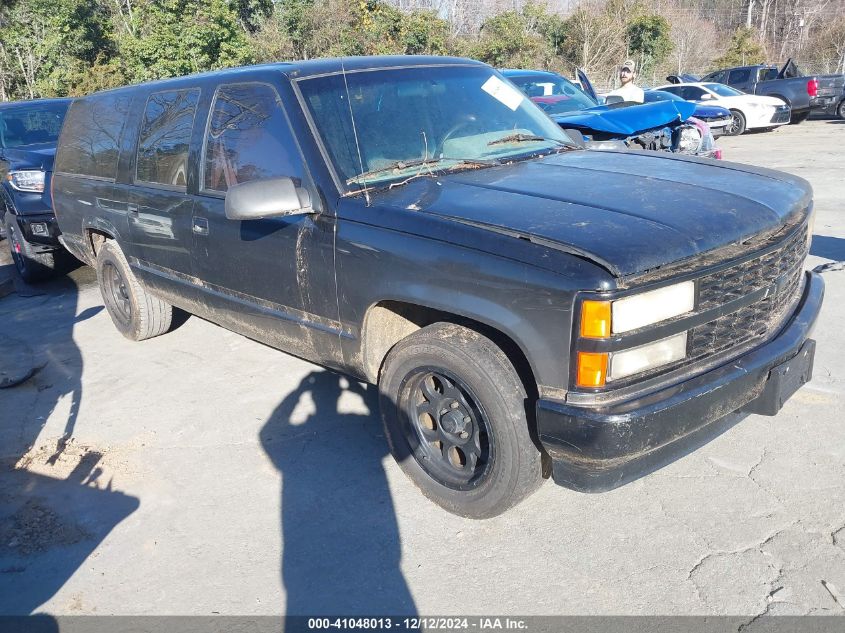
[96,240,172,341]
[790,110,810,124]
[3,214,56,283]
[726,110,746,136]
[379,323,544,519]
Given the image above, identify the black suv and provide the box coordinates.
[53,57,823,518]
[0,98,72,281]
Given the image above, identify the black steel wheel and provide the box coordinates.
[102,259,132,327]
[380,323,544,519]
[95,240,173,341]
[400,368,494,490]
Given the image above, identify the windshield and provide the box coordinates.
[644,90,683,103]
[705,83,744,97]
[297,65,574,190]
[507,74,598,115]
[0,102,69,149]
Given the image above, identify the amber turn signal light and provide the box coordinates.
[580,300,611,338]
[577,352,608,388]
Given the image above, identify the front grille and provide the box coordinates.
[689,225,807,360]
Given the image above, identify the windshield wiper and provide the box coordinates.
[487,133,573,147]
[346,157,498,186]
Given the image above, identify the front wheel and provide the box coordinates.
[96,240,173,341]
[379,323,544,519]
[726,110,746,136]
[836,100,845,120]
[4,214,56,283]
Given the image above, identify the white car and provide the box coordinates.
[654,82,791,136]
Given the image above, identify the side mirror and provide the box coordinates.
[603,94,624,105]
[699,93,713,100]
[224,177,313,221]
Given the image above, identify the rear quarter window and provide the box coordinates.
[55,94,132,180]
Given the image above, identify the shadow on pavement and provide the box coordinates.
[260,371,417,616]
[0,250,138,616]
[810,235,845,261]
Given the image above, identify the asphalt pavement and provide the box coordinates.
[0,119,843,618]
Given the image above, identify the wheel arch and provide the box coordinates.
[361,299,541,403]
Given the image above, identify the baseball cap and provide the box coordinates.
[621,60,636,72]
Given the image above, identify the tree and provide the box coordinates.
[714,26,766,68]
[119,0,255,82]
[559,2,626,80]
[626,14,673,77]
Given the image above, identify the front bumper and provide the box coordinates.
[537,271,824,492]
[14,213,62,248]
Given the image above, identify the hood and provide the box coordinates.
[553,100,696,136]
[719,94,785,108]
[369,150,811,278]
[0,144,56,171]
[693,104,732,118]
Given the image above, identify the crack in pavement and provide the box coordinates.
[820,580,845,610]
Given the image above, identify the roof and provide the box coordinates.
[0,97,73,110]
[73,56,489,99]
[499,69,563,79]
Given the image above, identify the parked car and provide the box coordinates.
[0,98,72,282]
[643,90,732,137]
[693,59,841,123]
[655,82,790,136]
[501,69,720,158]
[54,56,823,518]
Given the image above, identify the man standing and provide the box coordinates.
[607,60,644,103]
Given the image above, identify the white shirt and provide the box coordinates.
[607,83,644,103]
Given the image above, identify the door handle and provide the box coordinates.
[127,203,139,215]
[192,217,209,236]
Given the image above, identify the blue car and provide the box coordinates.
[501,69,720,158]
[644,90,732,137]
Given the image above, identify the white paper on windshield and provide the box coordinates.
[481,75,524,111]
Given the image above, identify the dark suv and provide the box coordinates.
[53,57,823,518]
[0,98,72,281]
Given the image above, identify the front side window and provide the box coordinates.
[679,86,706,101]
[55,95,132,180]
[203,83,303,193]
[0,102,69,149]
[136,89,200,187]
[297,65,574,190]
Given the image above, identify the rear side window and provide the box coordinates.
[55,94,132,180]
[136,89,200,188]
[728,68,751,84]
[202,83,302,193]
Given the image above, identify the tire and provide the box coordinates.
[836,100,845,121]
[96,239,172,341]
[790,110,810,124]
[379,323,544,519]
[4,214,56,283]
[726,110,746,136]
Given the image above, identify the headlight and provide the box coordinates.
[576,281,695,387]
[7,170,46,193]
[612,281,695,333]
[678,126,702,153]
[609,332,688,381]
